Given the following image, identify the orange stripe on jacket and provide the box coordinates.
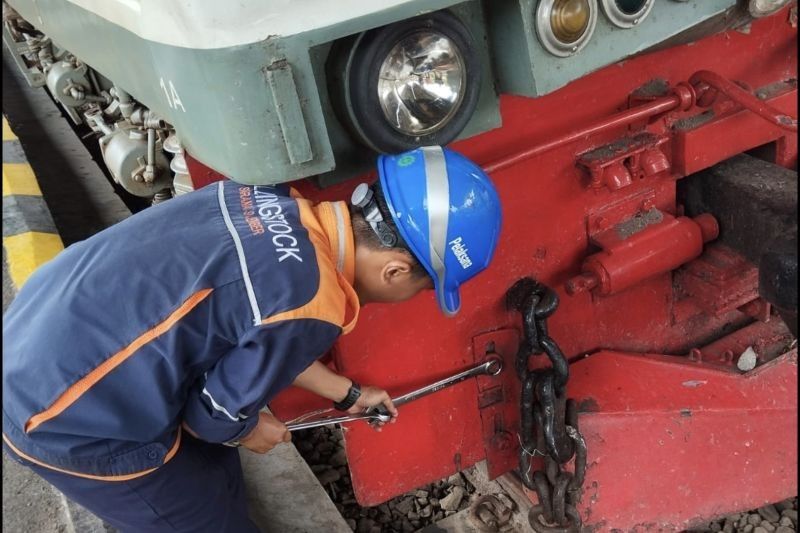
[262,200,359,332]
[25,289,214,433]
[3,428,182,481]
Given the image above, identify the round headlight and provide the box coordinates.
[329,11,480,153]
[748,0,792,17]
[600,0,654,28]
[377,31,465,135]
[536,0,598,57]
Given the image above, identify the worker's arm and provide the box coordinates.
[182,319,340,452]
[292,361,398,419]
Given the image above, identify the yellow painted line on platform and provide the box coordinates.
[3,116,64,288]
[2,117,17,141]
[3,232,64,287]
[3,163,42,197]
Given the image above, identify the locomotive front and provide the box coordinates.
[3,0,797,530]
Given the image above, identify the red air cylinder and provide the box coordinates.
[566,214,719,296]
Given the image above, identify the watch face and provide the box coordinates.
[351,183,372,208]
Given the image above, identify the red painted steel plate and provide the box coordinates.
[570,350,798,530]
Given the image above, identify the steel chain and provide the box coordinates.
[470,494,517,532]
[506,278,588,533]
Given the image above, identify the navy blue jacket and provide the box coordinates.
[3,180,359,480]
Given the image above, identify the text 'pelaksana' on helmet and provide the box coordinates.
[378,146,502,316]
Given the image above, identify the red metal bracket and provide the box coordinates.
[471,330,522,480]
[568,349,798,531]
[577,132,670,190]
[566,211,719,297]
[585,189,657,240]
[690,70,798,132]
[687,319,793,369]
[675,245,761,317]
[672,80,797,175]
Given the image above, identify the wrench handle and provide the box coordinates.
[285,356,503,431]
[286,412,389,432]
[391,356,503,408]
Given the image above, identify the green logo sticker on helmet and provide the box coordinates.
[397,155,416,168]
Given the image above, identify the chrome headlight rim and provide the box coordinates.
[748,0,792,18]
[536,0,599,58]
[333,10,481,154]
[600,0,655,28]
[376,30,467,136]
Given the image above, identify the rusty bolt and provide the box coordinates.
[594,216,608,230]
[565,273,599,295]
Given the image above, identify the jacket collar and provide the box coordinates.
[312,201,359,333]
[313,201,355,286]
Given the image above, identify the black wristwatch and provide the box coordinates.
[333,381,362,411]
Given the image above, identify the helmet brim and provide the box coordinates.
[438,284,461,317]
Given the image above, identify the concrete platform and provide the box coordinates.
[242,443,351,532]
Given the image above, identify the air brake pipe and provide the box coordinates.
[144,128,156,184]
[484,83,697,174]
[565,214,719,297]
[114,85,135,119]
[484,71,798,174]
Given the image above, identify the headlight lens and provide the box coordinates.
[332,10,480,153]
[377,31,466,135]
[536,0,598,57]
[600,0,654,28]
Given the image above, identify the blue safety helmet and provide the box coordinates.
[373,146,502,316]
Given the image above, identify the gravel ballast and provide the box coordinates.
[293,426,476,532]
[294,425,797,532]
[692,499,798,533]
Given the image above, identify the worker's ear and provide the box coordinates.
[381,257,415,286]
[379,254,433,302]
[354,246,431,304]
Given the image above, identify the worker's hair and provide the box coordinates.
[349,190,429,279]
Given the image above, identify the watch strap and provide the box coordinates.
[333,382,361,411]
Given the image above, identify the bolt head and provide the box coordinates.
[491,431,514,451]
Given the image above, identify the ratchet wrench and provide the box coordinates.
[285,356,503,432]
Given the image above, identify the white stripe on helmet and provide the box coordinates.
[421,146,451,310]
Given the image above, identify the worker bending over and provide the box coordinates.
[3,146,502,531]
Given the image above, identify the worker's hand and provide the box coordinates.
[238,412,291,454]
[347,386,398,430]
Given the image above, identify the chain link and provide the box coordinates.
[470,494,518,532]
[506,278,588,533]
